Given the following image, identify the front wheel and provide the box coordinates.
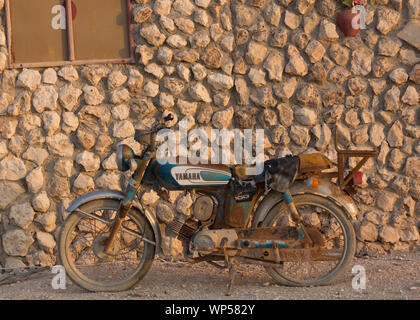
[58,198,156,292]
[261,193,356,286]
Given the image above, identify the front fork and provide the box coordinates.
[281,189,313,246]
[103,156,152,253]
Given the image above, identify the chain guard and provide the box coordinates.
[238,227,325,262]
[193,226,326,263]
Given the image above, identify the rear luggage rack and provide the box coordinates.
[298,127,379,194]
[334,127,378,192]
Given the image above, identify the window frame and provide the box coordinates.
[4,0,136,68]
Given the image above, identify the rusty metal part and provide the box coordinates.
[252,179,359,227]
[193,229,238,251]
[334,127,378,191]
[227,265,236,296]
[291,128,378,191]
[224,189,263,229]
[238,228,325,263]
[240,246,323,263]
[104,212,127,254]
[103,155,152,253]
[193,225,325,264]
[315,172,339,179]
[133,157,152,183]
[177,219,199,241]
[293,179,359,220]
[273,242,281,263]
[286,201,302,225]
[238,226,310,249]
[66,190,160,250]
[237,226,301,241]
[285,200,314,246]
[225,251,237,296]
[93,233,120,259]
[298,153,333,175]
[104,202,133,252]
[226,198,248,227]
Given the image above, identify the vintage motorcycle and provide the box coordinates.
[58,114,378,294]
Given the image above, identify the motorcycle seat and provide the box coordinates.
[298,153,333,174]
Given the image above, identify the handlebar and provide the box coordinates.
[134,113,175,152]
[150,113,175,132]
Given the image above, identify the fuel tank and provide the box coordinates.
[145,159,232,190]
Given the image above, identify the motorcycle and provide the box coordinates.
[58,114,378,294]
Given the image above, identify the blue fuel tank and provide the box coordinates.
[146,160,232,190]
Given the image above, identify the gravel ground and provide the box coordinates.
[0,251,419,300]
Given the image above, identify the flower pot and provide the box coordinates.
[336,8,361,37]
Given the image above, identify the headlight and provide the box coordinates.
[117,144,136,171]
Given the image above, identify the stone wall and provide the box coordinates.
[0,0,419,268]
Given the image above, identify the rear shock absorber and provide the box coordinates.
[282,189,313,246]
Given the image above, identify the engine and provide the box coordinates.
[167,195,216,244]
[163,192,326,262]
[192,195,214,222]
[168,194,240,254]
[192,229,238,252]
[167,216,198,242]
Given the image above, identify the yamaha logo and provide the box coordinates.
[174,172,201,181]
[170,166,231,186]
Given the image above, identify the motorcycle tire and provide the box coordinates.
[58,198,155,292]
[260,193,356,287]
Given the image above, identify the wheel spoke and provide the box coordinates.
[262,195,354,286]
[60,202,154,290]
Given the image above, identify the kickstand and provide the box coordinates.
[224,249,237,296]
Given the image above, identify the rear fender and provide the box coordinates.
[252,179,358,228]
[67,190,162,253]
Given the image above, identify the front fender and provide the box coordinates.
[252,179,358,228]
[67,190,161,253]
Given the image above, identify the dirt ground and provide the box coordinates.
[0,251,419,300]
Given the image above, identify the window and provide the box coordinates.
[4,0,135,68]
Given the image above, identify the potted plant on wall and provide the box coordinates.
[337,0,363,37]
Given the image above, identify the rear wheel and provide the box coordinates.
[58,199,155,292]
[261,194,356,286]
